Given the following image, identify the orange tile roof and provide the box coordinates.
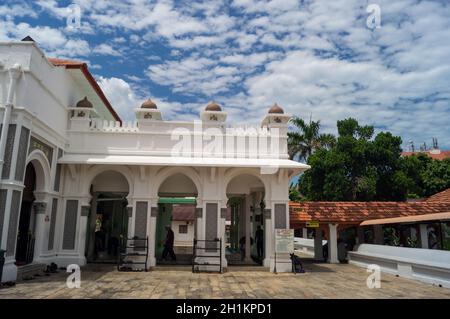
[289,201,450,225]
[47,58,86,67]
[47,58,121,122]
[401,150,450,160]
[427,188,450,202]
[172,205,195,221]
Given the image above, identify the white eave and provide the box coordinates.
[58,154,310,171]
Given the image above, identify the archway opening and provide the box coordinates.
[86,170,130,263]
[156,173,198,265]
[226,174,265,266]
[15,162,37,266]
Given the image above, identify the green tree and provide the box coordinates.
[421,158,450,196]
[299,118,409,201]
[288,116,336,161]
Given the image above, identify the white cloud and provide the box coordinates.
[93,44,121,56]
[5,0,450,149]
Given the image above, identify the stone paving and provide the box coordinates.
[1,261,450,299]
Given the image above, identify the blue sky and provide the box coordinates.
[1,0,449,151]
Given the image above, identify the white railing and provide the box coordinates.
[89,119,138,132]
[348,244,450,288]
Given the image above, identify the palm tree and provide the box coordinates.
[288,116,336,162]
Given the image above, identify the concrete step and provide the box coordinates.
[225,266,269,272]
[17,263,47,281]
[152,265,193,271]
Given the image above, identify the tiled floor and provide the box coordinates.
[1,261,449,299]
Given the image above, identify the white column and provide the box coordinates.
[77,203,90,266]
[148,202,157,267]
[220,206,227,268]
[263,208,272,268]
[420,224,429,249]
[328,223,339,263]
[302,227,308,238]
[314,228,323,260]
[32,200,49,262]
[244,194,251,262]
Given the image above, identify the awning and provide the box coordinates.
[360,212,450,226]
[58,154,310,170]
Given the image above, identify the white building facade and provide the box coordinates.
[0,41,309,282]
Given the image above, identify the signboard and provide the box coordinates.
[275,229,294,253]
[306,221,320,228]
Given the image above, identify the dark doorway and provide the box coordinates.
[16,163,36,266]
[86,193,128,263]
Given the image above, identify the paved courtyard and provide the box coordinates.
[1,261,450,299]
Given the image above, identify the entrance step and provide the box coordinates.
[152,265,192,272]
[225,266,269,272]
[17,263,46,281]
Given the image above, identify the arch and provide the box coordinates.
[223,168,269,201]
[153,166,202,199]
[26,150,51,193]
[84,165,134,196]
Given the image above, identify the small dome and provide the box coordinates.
[141,99,157,109]
[76,97,93,108]
[205,101,222,112]
[268,103,284,114]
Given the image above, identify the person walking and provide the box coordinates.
[162,225,177,261]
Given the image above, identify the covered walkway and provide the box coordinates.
[290,200,450,263]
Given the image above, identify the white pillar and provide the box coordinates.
[263,208,272,267]
[420,224,429,249]
[77,204,90,266]
[302,227,308,238]
[148,203,157,267]
[244,195,251,262]
[32,201,48,262]
[314,228,323,260]
[328,223,339,263]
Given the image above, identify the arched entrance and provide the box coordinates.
[15,163,37,266]
[156,172,199,265]
[85,170,130,263]
[226,173,265,266]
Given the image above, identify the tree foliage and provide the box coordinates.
[288,116,336,161]
[296,118,449,201]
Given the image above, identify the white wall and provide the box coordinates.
[172,220,194,246]
[92,170,129,193]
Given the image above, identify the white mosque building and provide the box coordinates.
[0,39,309,282]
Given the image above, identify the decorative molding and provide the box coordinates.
[81,205,90,217]
[33,202,47,214]
[62,199,78,250]
[28,136,53,167]
[15,126,30,181]
[1,124,16,179]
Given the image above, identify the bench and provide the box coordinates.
[348,244,450,288]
